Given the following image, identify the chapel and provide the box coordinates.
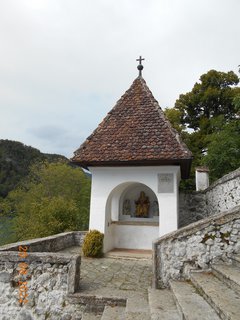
[71,58,192,252]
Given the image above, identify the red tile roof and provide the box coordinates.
[71,77,192,178]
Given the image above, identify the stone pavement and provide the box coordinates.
[60,246,152,295]
[58,247,240,319]
[80,255,152,294]
[59,246,153,318]
[79,253,153,319]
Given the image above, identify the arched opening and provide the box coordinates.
[119,183,159,222]
[104,182,159,252]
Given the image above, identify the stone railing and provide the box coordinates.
[0,231,86,318]
[0,251,81,318]
[0,230,87,252]
[205,167,240,215]
[179,167,240,227]
[153,205,240,288]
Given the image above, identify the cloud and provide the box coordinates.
[29,125,65,140]
[0,0,239,157]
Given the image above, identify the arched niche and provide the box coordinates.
[106,182,160,224]
[119,183,159,222]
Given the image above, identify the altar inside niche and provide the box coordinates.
[119,183,159,222]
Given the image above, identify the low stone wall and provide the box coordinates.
[179,192,206,227]
[179,168,240,227]
[0,231,87,252]
[0,231,87,319]
[153,206,240,288]
[205,168,240,215]
[0,251,82,319]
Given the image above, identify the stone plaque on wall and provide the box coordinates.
[158,173,174,193]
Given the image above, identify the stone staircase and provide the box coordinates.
[79,254,240,319]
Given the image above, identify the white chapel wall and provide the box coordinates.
[89,166,181,252]
[113,224,159,250]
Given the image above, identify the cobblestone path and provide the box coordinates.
[80,256,152,294]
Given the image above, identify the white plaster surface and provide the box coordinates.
[196,170,209,191]
[113,224,159,250]
[88,166,181,252]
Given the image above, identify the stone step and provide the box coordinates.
[125,294,151,320]
[148,288,181,320]
[212,263,240,293]
[169,280,220,320]
[67,292,126,311]
[190,271,240,320]
[231,254,240,267]
[105,249,152,260]
[101,306,125,320]
[82,312,102,320]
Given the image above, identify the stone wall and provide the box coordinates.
[179,192,206,227]
[205,168,240,215]
[153,206,240,288]
[0,251,82,320]
[179,167,240,227]
[0,231,87,253]
[0,231,87,319]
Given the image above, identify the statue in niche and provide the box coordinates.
[135,191,150,218]
[153,200,159,216]
[123,199,131,215]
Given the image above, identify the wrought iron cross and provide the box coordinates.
[136,56,145,76]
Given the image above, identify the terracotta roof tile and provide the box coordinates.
[71,77,192,178]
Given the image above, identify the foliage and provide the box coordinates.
[1,162,91,242]
[0,139,67,198]
[175,70,239,131]
[82,230,104,258]
[203,120,240,181]
[232,87,240,114]
[0,210,16,246]
[164,69,240,188]
[164,107,185,133]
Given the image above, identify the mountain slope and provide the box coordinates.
[0,139,67,197]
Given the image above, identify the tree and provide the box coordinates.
[2,162,91,242]
[175,70,239,131]
[164,107,185,133]
[164,69,240,187]
[203,120,240,181]
[0,139,67,198]
[232,87,240,114]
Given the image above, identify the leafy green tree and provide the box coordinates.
[2,162,91,242]
[203,120,240,181]
[164,107,185,133]
[175,70,239,131]
[233,87,240,114]
[164,69,240,187]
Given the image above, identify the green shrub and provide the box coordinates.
[82,230,104,258]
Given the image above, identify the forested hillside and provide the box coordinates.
[0,140,91,245]
[0,140,67,198]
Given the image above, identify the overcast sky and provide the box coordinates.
[0,0,239,157]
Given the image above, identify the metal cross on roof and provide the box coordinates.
[136,56,145,77]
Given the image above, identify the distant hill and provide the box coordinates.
[0,139,68,198]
